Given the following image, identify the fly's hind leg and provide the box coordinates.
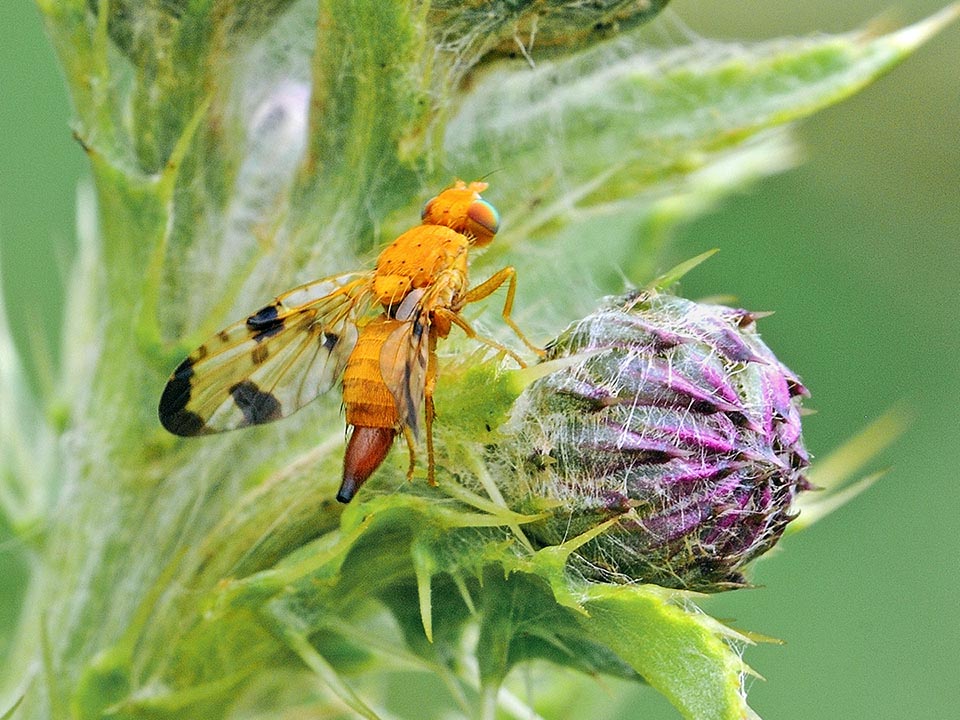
[460,266,545,359]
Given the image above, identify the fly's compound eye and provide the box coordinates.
[421,196,437,221]
[466,199,500,242]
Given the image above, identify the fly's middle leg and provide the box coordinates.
[434,307,527,367]
[400,424,417,482]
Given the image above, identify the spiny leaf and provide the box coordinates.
[580,584,758,720]
[448,12,959,317]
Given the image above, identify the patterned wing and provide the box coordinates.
[159,272,373,435]
[377,299,430,437]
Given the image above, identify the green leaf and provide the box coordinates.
[451,9,960,230]
[446,9,960,320]
[648,249,720,292]
[0,265,52,534]
[213,498,736,717]
[0,695,23,720]
[580,584,758,720]
[474,568,640,687]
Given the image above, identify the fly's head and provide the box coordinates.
[421,179,500,247]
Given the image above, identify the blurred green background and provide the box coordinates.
[1,1,957,718]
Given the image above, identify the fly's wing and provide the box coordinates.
[378,314,430,438]
[159,272,372,435]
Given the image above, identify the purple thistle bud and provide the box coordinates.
[503,291,811,591]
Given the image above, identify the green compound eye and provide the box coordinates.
[467,199,500,236]
[420,197,436,220]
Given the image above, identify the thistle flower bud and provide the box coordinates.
[504,291,811,591]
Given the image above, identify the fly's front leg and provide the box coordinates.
[461,266,545,358]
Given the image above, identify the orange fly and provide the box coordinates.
[158,180,540,502]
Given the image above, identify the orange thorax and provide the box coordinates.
[372,225,469,311]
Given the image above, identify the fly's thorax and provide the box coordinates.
[343,318,402,428]
[373,225,469,309]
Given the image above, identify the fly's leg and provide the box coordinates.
[460,266,545,358]
[401,424,417,482]
[434,308,527,367]
[425,331,439,485]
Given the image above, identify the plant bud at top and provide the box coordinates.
[502,291,811,591]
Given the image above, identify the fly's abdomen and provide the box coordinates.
[340,317,404,503]
[343,318,401,428]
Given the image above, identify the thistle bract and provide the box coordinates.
[503,291,811,591]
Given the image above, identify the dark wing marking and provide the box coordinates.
[159,272,372,435]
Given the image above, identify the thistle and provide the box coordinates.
[2,3,956,720]
[502,290,811,591]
